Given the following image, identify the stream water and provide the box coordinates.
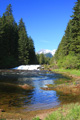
[0,69,69,111]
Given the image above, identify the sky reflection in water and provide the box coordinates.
[0,70,61,111]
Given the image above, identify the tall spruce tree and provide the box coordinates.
[5,4,12,16]
[18,18,29,64]
[0,17,4,67]
[28,37,36,64]
[0,4,18,68]
[64,20,72,55]
[4,4,18,57]
[70,0,80,53]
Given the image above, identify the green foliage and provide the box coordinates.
[18,19,37,65]
[45,103,80,120]
[0,119,6,120]
[32,117,40,120]
[0,4,37,68]
[36,53,50,65]
[18,18,29,64]
[52,0,80,69]
[4,4,12,16]
[28,37,37,64]
[39,54,45,64]
[53,68,80,77]
[0,4,19,68]
[57,54,80,69]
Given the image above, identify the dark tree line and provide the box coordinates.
[52,0,80,69]
[36,53,51,65]
[0,4,37,69]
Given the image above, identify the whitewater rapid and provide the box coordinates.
[13,65,42,70]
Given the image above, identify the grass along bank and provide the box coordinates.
[33,103,80,120]
[52,68,80,76]
[44,64,80,76]
[37,67,80,119]
[44,103,80,120]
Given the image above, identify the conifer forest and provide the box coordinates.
[0,4,37,69]
[52,0,80,69]
[0,0,80,69]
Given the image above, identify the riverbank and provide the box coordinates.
[0,68,80,120]
[0,106,60,120]
[39,68,80,119]
[52,68,80,77]
[0,102,80,120]
[42,68,80,102]
[40,103,80,120]
[33,68,80,120]
[42,68,80,93]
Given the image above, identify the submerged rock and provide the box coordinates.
[19,84,34,90]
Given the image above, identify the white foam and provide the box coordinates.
[13,65,41,70]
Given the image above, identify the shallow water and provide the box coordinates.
[0,70,69,111]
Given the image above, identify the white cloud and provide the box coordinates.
[37,49,56,56]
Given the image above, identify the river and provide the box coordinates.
[0,69,68,112]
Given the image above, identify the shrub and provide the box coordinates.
[57,55,80,69]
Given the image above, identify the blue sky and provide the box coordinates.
[0,0,77,52]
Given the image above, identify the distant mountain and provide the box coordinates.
[37,49,56,57]
[45,53,53,58]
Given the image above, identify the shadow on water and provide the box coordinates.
[0,69,78,112]
[0,83,34,112]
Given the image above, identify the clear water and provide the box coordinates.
[0,70,62,111]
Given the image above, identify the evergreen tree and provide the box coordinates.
[36,54,40,64]
[28,37,36,64]
[0,4,19,68]
[4,4,12,16]
[0,17,3,38]
[0,17,4,66]
[36,53,50,65]
[54,35,66,61]
[39,54,45,64]
[70,0,80,53]
[64,20,72,55]
[0,4,37,68]
[54,20,72,61]
[53,0,80,69]
[18,18,29,64]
